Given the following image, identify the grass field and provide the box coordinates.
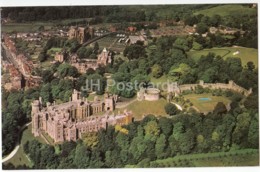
[187,47,258,67]
[149,149,259,167]
[4,124,46,167]
[119,98,168,120]
[1,18,90,33]
[183,93,231,113]
[1,22,54,33]
[194,5,257,17]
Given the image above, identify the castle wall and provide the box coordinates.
[31,90,132,143]
[170,80,252,97]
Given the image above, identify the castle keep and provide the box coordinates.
[31,89,133,143]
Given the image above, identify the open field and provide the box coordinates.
[4,124,46,167]
[194,5,257,17]
[187,47,258,67]
[117,98,168,120]
[183,93,231,113]
[149,149,259,167]
[1,23,54,33]
[1,18,91,33]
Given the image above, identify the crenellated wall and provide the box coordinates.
[169,80,252,97]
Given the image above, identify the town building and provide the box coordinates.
[32,89,133,143]
[68,26,94,44]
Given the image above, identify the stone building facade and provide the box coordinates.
[68,26,94,44]
[31,89,133,143]
[137,88,160,101]
[70,48,112,73]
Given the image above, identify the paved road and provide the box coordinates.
[116,98,137,109]
[2,122,31,163]
[171,102,183,111]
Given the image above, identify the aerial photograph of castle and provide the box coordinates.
[1,2,259,170]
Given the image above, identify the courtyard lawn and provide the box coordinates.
[4,124,46,167]
[183,93,231,113]
[187,47,258,67]
[118,98,168,120]
[194,4,257,17]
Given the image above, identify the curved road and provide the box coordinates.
[2,122,31,163]
[171,102,183,111]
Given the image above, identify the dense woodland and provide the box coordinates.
[1,4,259,169]
[1,5,215,22]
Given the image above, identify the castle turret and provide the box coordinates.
[104,95,115,111]
[31,99,41,137]
[72,89,81,101]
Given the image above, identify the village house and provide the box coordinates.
[128,35,146,44]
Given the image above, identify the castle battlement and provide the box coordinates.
[31,90,132,143]
[168,80,252,97]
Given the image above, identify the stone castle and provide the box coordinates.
[54,48,112,73]
[137,88,160,101]
[70,48,112,73]
[32,89,133,143]
[68,26,94,44]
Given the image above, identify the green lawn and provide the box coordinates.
[194,4,257,17]
[149,149,259,167]
[119,98,168,120]
[183,93,231,113]
[4,124,46,167]
[187,47,258,67]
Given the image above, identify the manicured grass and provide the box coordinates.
[194,5,257,17]
[187,47,258,67]
[4,124,46,167]
[150,149,259,167]
[183,93,231,113]
[188,48,230,61]
[119,98,168,120]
